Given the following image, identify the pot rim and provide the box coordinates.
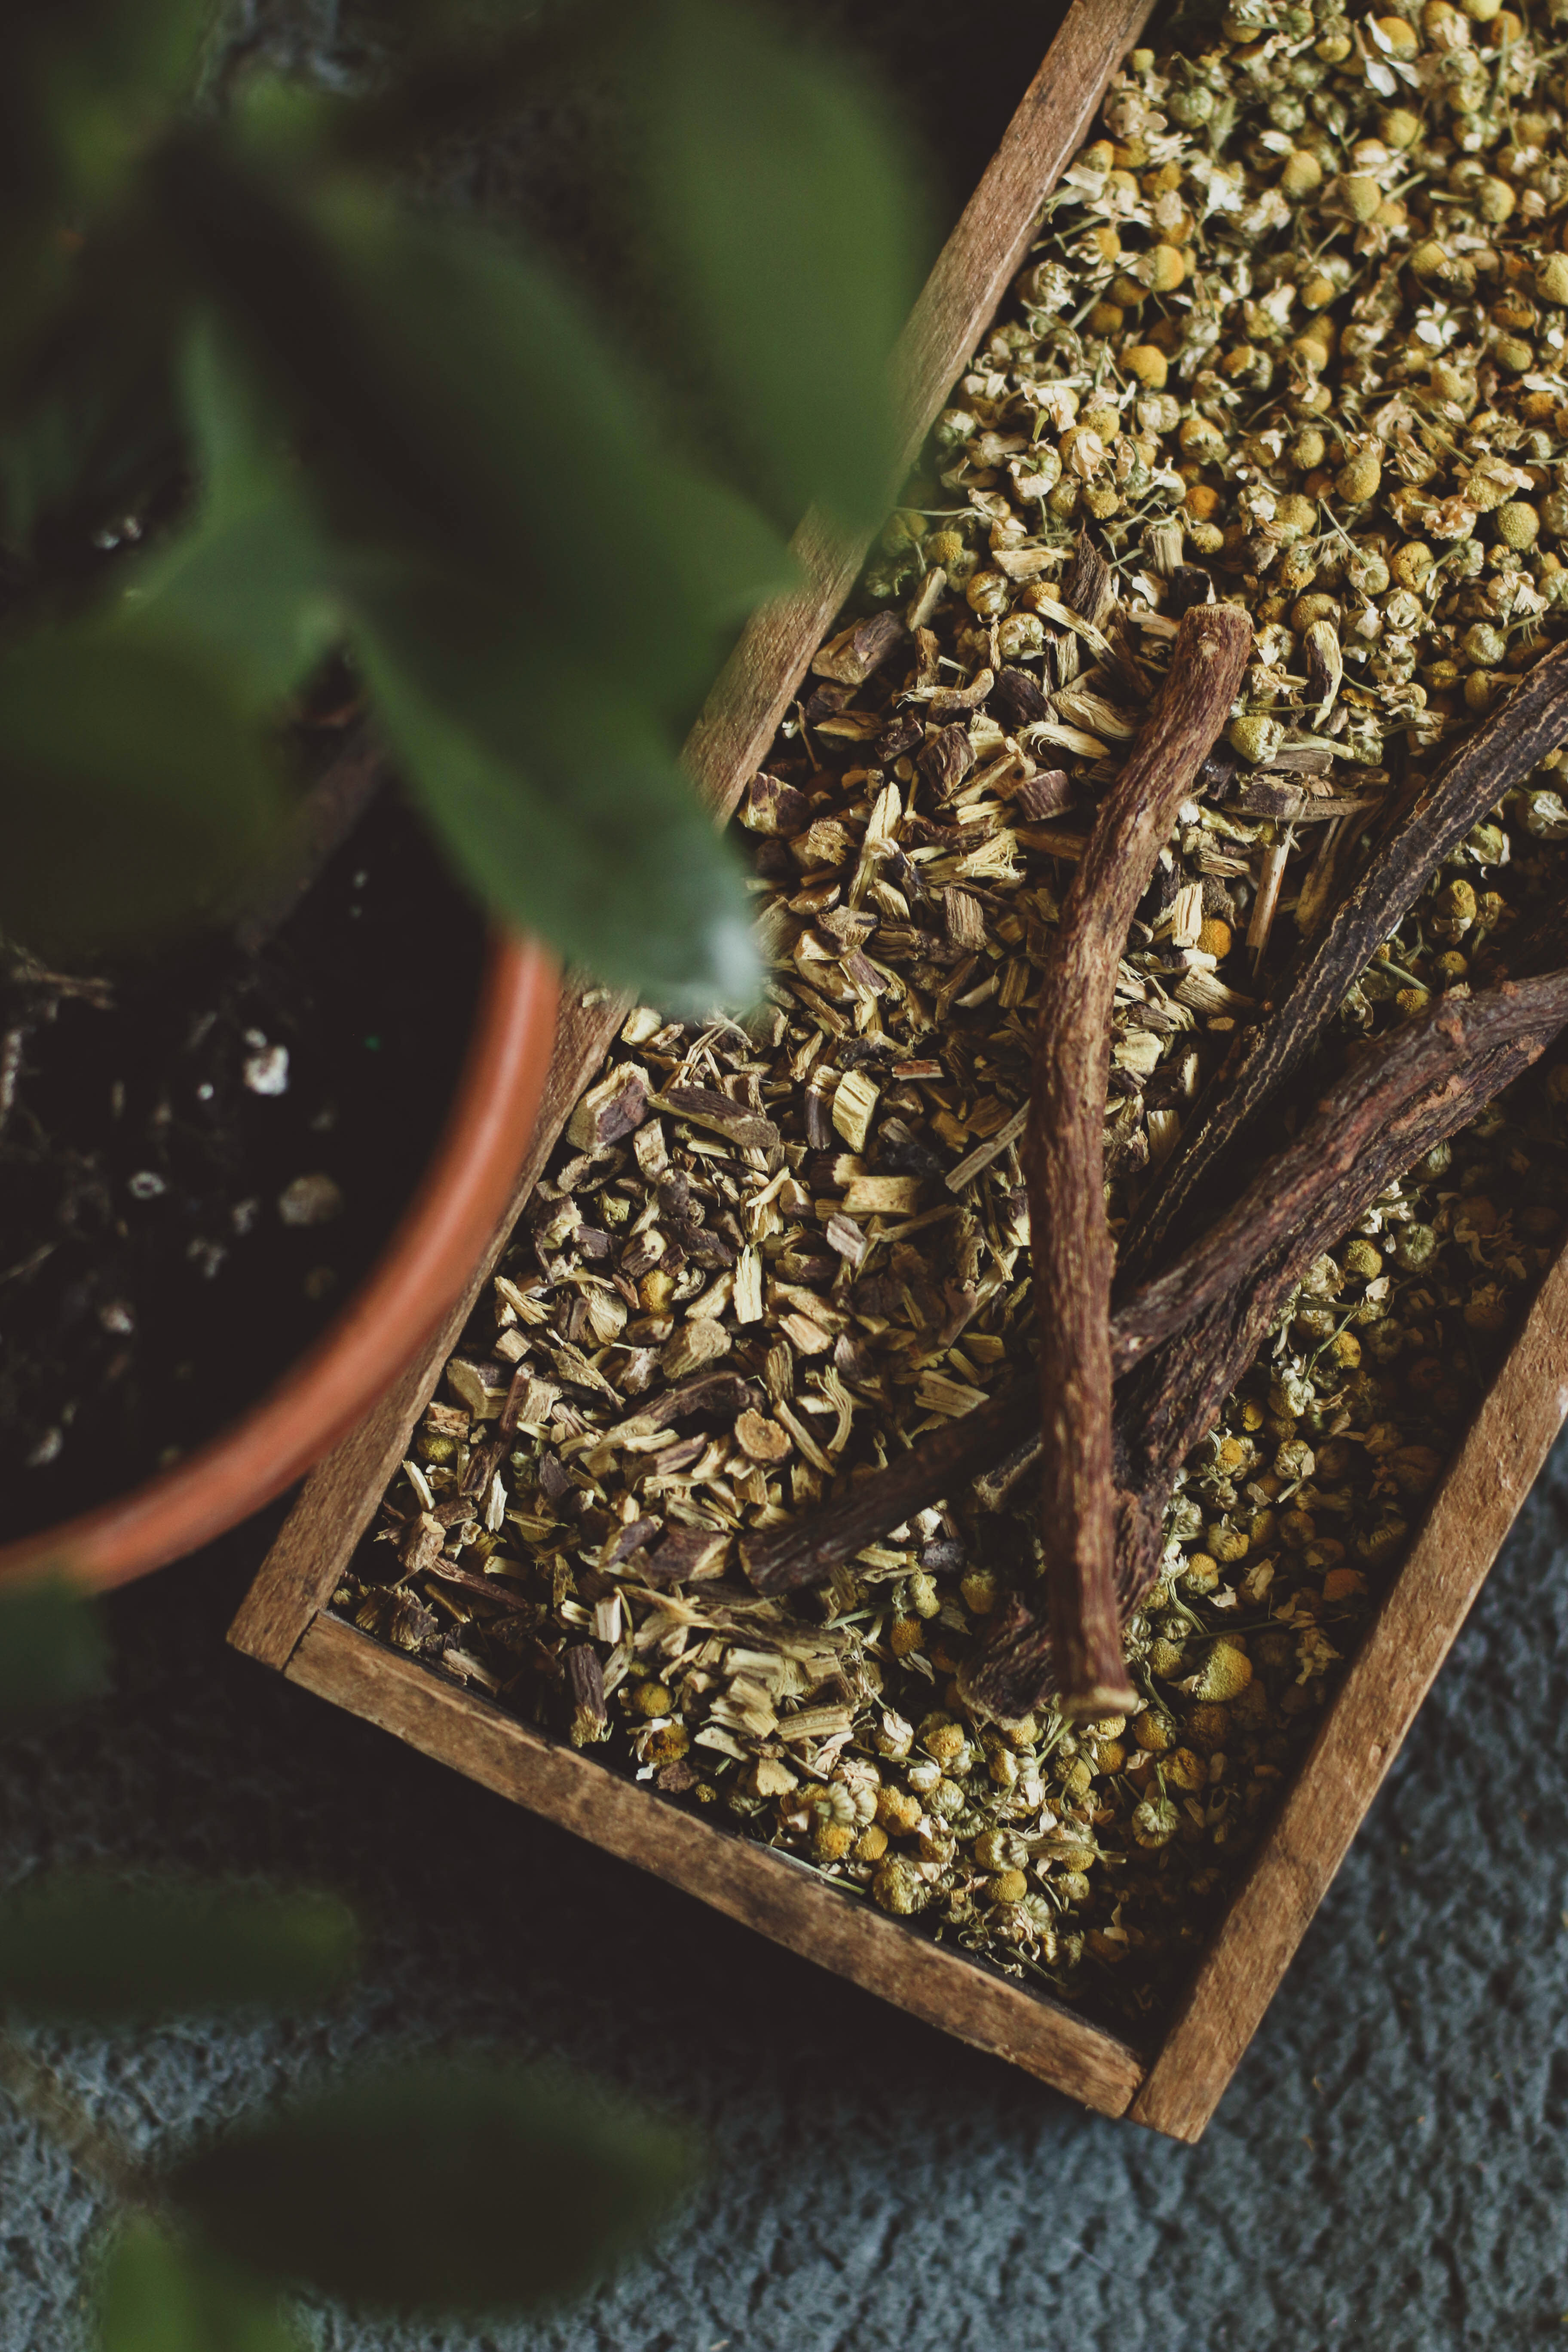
[0,930,559,1592]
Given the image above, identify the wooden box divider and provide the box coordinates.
[227,0,1568,2140]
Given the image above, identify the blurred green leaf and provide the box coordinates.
[4,0,211,214]
[0,1879,359,2023]
[98,2217,307,2352]
[356,593,760,1011]
[0,0,206,395]
[0,1578,107,1726]
[165,2061,694,2313]
[118,326,342,713]
[154,147,793,721]
[634,0,927,532]
[0,628,290,953]
[0,340,181,554]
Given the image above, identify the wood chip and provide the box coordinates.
[810,612,906,686]
[735,1408,791,1464]
[831,1067,880,1153]
[446,1357,506,1418]
[659,1318,732,1381]
[566,1063,649,1152]
[565,1646,607,1744]
[734,1244,764,1324]
[841,1173,921,1217]
[916,722,977,802]
[945,1106,1027,1192]
[641,1526,730,1583]
[646,1086,779,1152]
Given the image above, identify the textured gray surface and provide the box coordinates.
[3,1432,1568,2352]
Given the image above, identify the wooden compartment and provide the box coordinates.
[227,0,1568,2140]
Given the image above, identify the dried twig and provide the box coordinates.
[738,1390,1029,1595]
[1027,600,1253,1715]
[1117,639,1568,1289]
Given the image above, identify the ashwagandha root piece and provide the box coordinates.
[1117,637,1568,1294]
[1026,600,1253,1718]
[741,968,1568,1613]
[962,967,1568,1720]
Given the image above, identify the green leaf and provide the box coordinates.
[0,1878,359,2023]
[154,146,793,721]
[117,326,343,714]
[355,590,760,1011]
[0,1578,107,1726]
[0,628,290,953]
[634,0,928,531]
[121,484,340,715]
[98,2217,307,2352]
[2,0,209,215]
[165,2060,694,2314]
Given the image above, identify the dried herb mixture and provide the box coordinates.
[335,0,1568,2027]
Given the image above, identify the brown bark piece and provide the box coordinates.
[741,1389,1028,1593]
[398,1510,445,1577]
[648,1084,780,1152]
[740,774,811,835]
[1029,601,1252,1716]
[916,722,977,802]
[565,1062,649,1152]
[1013,767,1072,820]
[991,668,1053,729]
[810,612,906,686]
[1060,530,1118,632]
[640,1525,730,1583]
[565,1645,607,1745]
[614,1369,756,1435]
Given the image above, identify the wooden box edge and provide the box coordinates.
[286,1607,1146,2118]
[223,0,1568,2139]
[1128,1237,1568,2138]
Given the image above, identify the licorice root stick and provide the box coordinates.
[1028,601,1253,1717]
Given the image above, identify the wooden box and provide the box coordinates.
[227,0,1568,2141]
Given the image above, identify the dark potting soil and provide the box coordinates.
[0,782,485,1542]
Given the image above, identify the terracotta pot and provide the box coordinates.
[0,932,559,1592]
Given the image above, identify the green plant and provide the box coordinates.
[0,1580,693,2344]
[0,0,926,1009]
